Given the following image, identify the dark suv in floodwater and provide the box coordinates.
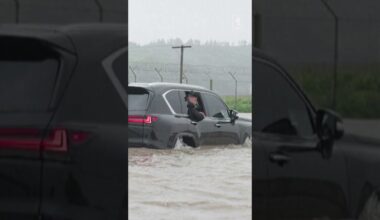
[253,48,380,220]
[0,24,127,219]
[128,83,252,149]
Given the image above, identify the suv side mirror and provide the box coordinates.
[229,109,239,122]
[316,109,344,141]
[316,109,344,158]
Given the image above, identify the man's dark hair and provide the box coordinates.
[187,91,197,97]
[185,91,197,101]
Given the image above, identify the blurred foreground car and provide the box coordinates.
[0,24,127,219]
[253,48,380,220]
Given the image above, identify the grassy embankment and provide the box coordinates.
[223,96,252,113]
[222,71,380,118]
[291,70,380,119]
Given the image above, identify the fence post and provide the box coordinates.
[204,71,213,90]
[320,0,339,110]
[154,68,164,82]
[129,66,137,82]
[183,71,189,84]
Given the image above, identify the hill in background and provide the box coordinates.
[129,39,251,67]
[128,39,252,96]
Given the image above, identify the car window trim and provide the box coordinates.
[254,57,315,111]
[128,86,154,112]
[199,92,231,121]
[102,46,128,110]
[48,47,74,111]
[253,56,317,135]
[162,89,229,119]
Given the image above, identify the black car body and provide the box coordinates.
[0,24,127,219]
[128,83,252,149]
[253,48,380,219]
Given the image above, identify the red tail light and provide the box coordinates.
[0,128,89,152]
[128,115,158,124]
[42,128,68,152]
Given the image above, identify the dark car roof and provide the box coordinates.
[253,47,282,65]
[253,47,269,59]
[0,24,127,53]
[253,47,294,79]
[129,82,213,94]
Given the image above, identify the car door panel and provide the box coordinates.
[253,58,349,219]
[252,134,269,220]
[217,121,240,145]
[195,118,219,145]
[176,90,219,146]
[259,133,349,219]
[201,93,239,145]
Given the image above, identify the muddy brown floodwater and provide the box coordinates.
[128,143,252,220]
[129,113,252,220]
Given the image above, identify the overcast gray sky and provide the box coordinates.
[129,0,252,45]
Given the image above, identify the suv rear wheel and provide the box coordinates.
[242,134,252,146]
[173,135,196,148]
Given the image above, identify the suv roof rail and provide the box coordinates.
[128,82,207,90]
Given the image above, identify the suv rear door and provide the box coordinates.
[0,37,61,217]
[177,90,219,145]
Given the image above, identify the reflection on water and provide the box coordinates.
[128,141,252,220]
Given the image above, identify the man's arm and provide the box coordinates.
[187,103,205,122]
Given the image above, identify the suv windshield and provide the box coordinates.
[127,87,150,111]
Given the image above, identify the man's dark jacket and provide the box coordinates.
[187,103,204,122]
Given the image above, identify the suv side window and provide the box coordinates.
[202,93,230,119]
[253,59,314,137]
[179,90,207,115]
[165,90,182,114]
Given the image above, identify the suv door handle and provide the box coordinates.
[215,123,221,128]
[191,121,197,125]
[269,152,290,166]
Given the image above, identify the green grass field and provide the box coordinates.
[222,71,380,118]
[223,96,252,113]
[222,66,380,118]
[291,70,380,119]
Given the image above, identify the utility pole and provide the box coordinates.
[172,45,192,83]
[321,0,339,110]
[254,13,262,49]
[228,72,238,109]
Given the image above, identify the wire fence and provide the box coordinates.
[128,62,252,97]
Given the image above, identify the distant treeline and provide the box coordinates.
[130,38,251,48]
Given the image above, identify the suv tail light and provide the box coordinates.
[0,128,89,153]
[42,128,68,152]
[128,115,158,124]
